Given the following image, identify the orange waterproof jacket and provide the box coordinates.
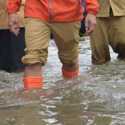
[7,0,99,22]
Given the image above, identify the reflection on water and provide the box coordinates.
[0,38,125,125]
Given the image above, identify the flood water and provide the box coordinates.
[0,37,125,125]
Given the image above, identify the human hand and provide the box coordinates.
[85,13,96,34]
[8,13,20,36]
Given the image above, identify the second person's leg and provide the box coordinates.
[90,18,110,64]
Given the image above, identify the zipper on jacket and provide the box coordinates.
[48,0,53,22]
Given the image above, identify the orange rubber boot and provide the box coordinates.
[23,76,43,90]
[62,68,79,79]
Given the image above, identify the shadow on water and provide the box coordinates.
[0,38,125,125]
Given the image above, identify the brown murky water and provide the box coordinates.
[0,38,125,125]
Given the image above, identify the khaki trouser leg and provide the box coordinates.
[50,22,80,70]
[109,16,125,59]
[22,18,51,65]
[90,18,111,64]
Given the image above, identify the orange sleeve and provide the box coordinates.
[7,0,21,14]
[86,0,99,15]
